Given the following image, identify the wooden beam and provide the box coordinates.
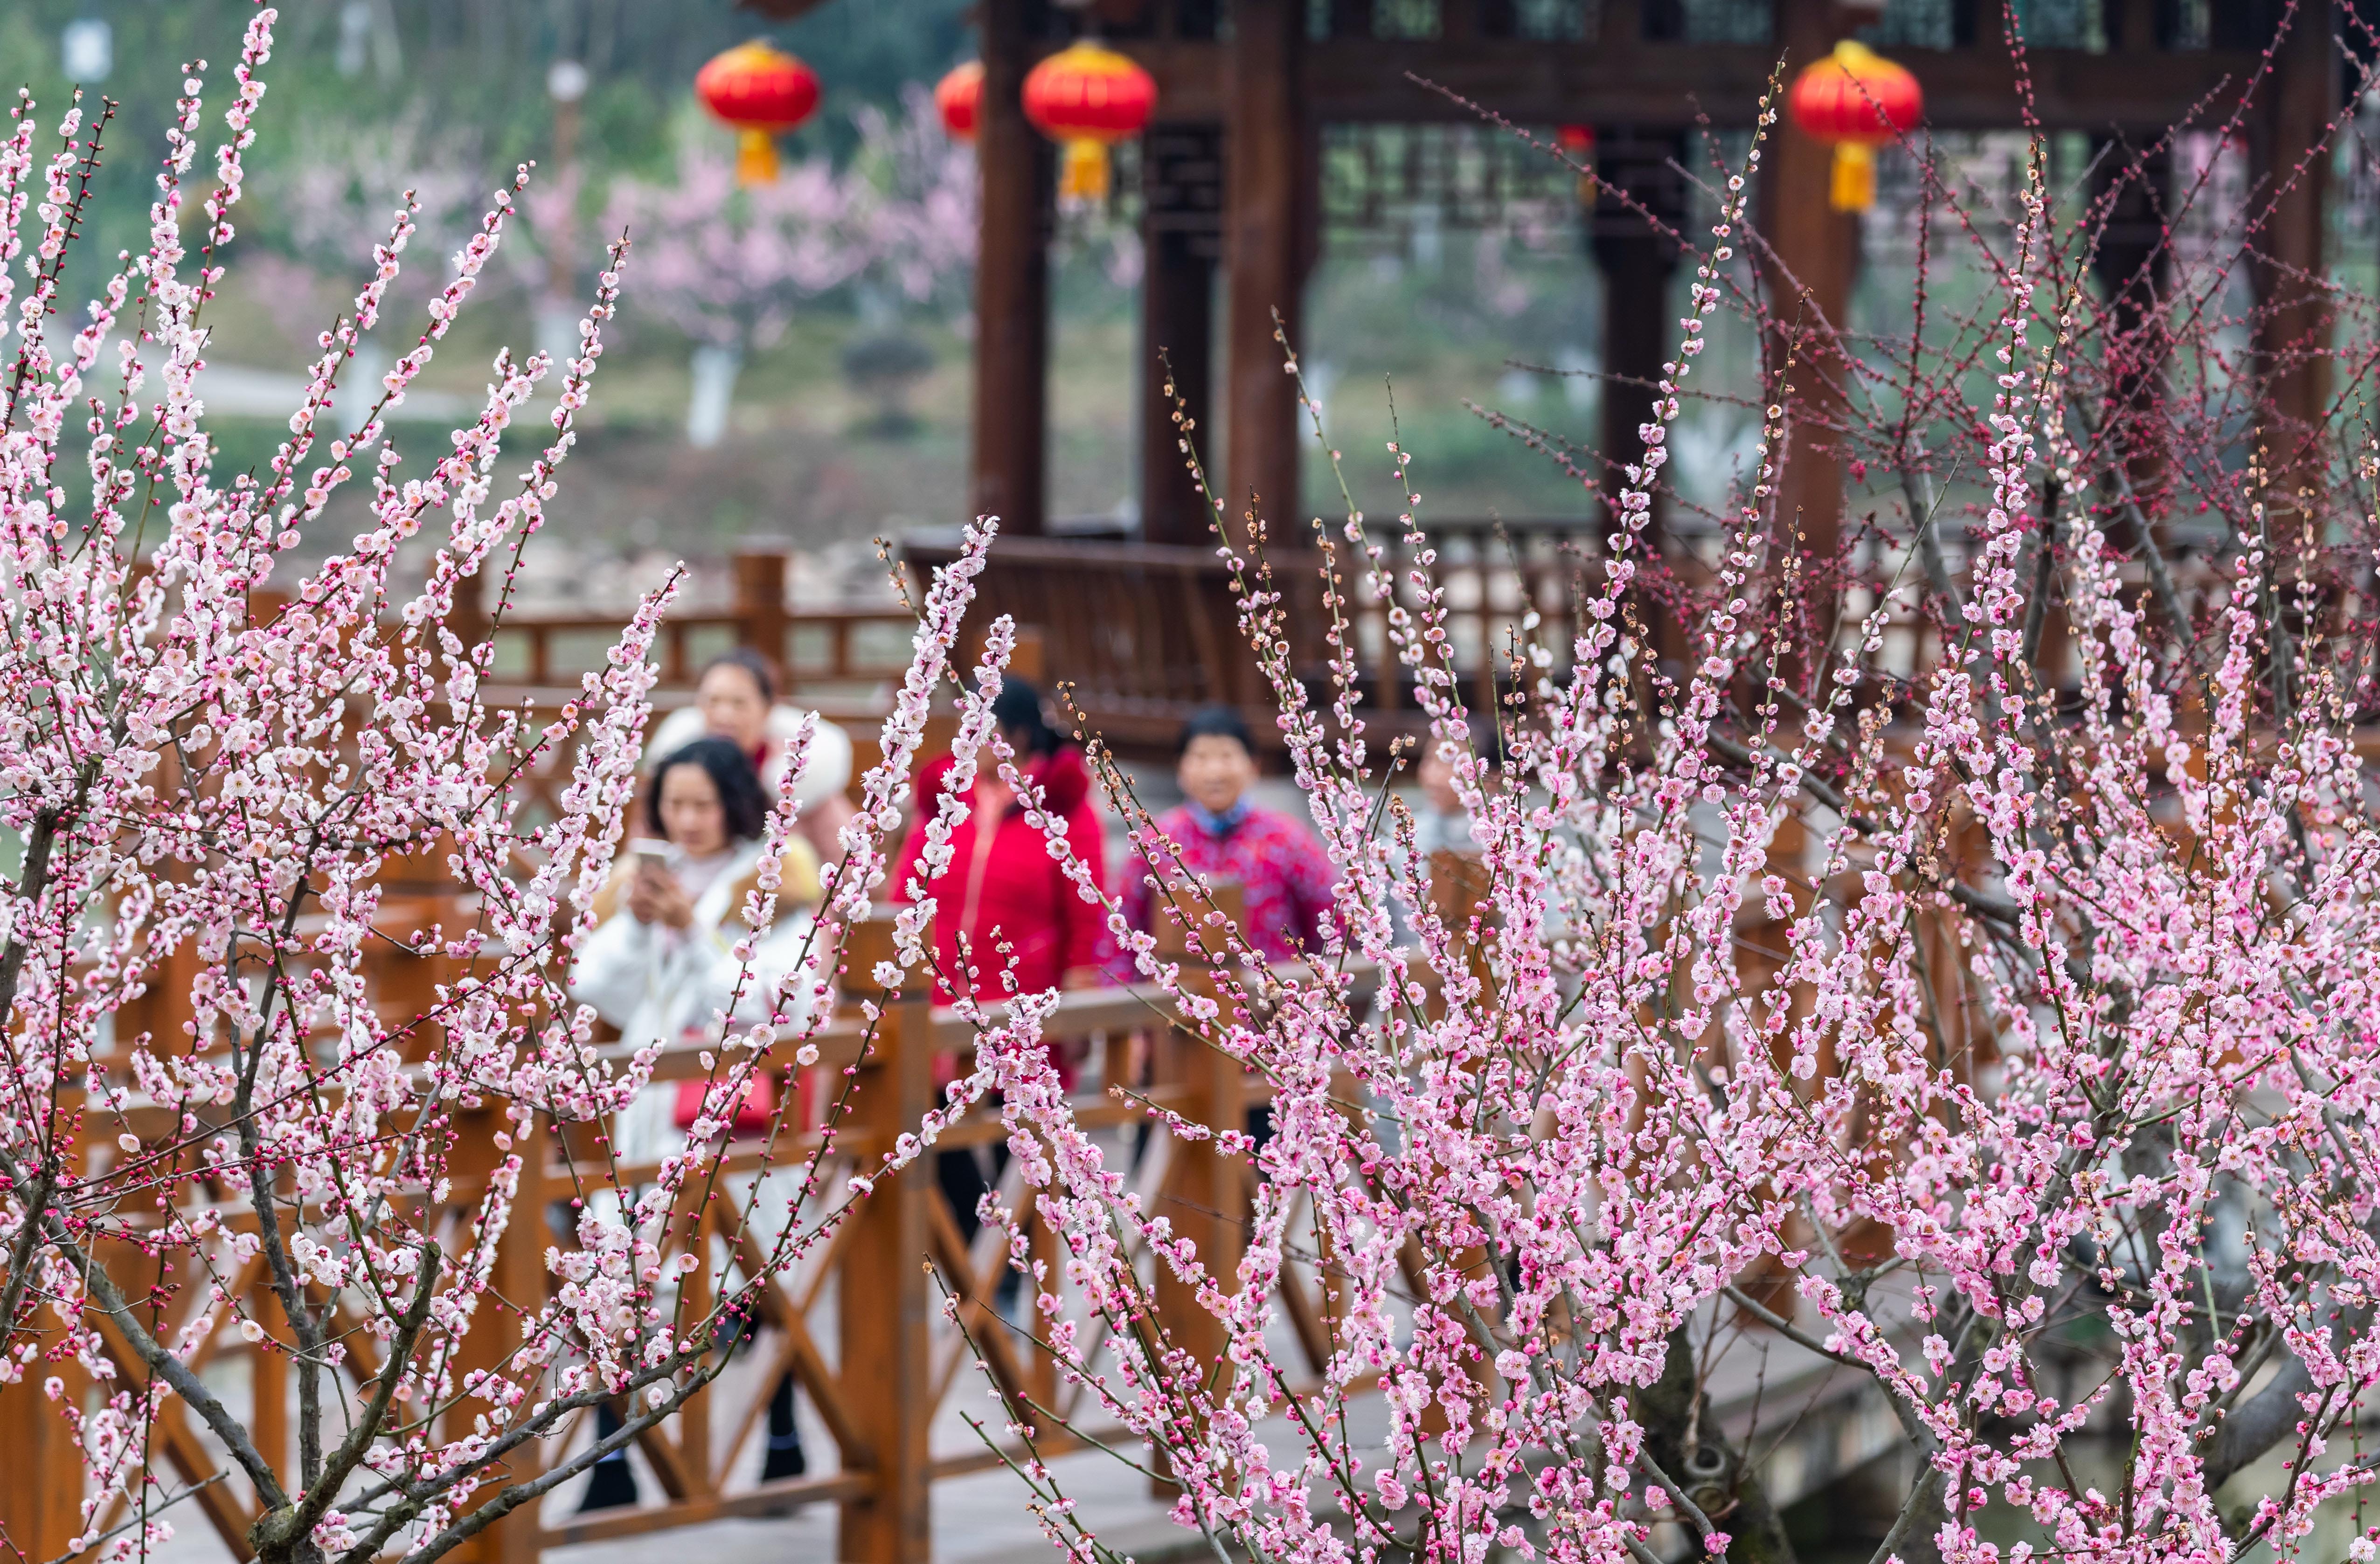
[971,0,1053,536]
[1222,0,1308,536]
[1142,124,1221,546]
[1113,37,2271,131]
[1761,0,1856,650]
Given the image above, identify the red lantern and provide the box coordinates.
[1021,42,1157,206]
[1786,41,1921,213]
[695,41,821,186]
[936,60,983,143]
[1556,124,1596,202]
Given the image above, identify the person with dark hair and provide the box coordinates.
[569,736,823,1507]
[1122,706,1338,966]
[574,736,821,1156]
[1413,714,1506,858]
[894,678,1109,1004]
[646,648,857,862]
[893,680,1111,1243]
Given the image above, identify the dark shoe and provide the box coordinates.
[761,1371,808,1482]
[577,1402,641,1511]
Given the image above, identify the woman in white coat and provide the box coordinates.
[645,649,856,865]
[570,735,822,1505]
[574,734,822,1162]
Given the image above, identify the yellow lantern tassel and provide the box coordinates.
[1830,142,1876,212]
[735,128,781,187]
[1058,138,1111,206]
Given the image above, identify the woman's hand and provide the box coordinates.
[630,862,695,929]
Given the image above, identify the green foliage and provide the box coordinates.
[0,0,972,303]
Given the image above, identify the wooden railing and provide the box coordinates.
[9,890,1367,1564]
[467,525,1610,762]
[902,523,1596,752]
[468,546,920,698]
[0,534,1987,1564]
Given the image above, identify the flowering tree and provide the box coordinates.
[911,48,2380,1564]
[601,138,874,446]
[21,14,2380,1564]
[847,85,980,313]
[244,106,494,408]
[596,95,979,448]
[0,16,999,1564]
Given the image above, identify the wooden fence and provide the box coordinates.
[0,879,1375,1564]
[900,521,1608,754]
[462,545,920,699]
[451,525,1638,760]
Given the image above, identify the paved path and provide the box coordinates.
[547,1446,1200,1564]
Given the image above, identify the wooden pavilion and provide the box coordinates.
[757,0,2349,744]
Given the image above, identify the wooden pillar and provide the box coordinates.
[1141,125,1223,546]
[1590,127,1689,671]
[1222,0,1308,539]
[835,967,936,1564]
[2089,137,2175,547]
[1147,1014,1247,1485]
[971,0,1053,536]
[1760,0,1859,667]
[1147,890,1248,1495]
[2250,0,2337,494]
[732,541,791,677]
[1736,3,1857,1301]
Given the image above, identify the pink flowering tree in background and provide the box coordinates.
[848,85,979,313]
[601,138,874,447]
[0,14,1003,1564]
[245,107,492,414]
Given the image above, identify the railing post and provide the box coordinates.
[251,1262,291,1482]
[1147,881,1248,1494]
[444,570,490,674]
[734,541,791,678]
[444,1103,548,1564]
[837,921,935,1564]
[1010,625,1046,686]
[1,1128,101,1559]
[0,1310,86,1563]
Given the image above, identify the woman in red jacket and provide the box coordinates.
[895,679,1111,1005]
[895,680,1110,1242]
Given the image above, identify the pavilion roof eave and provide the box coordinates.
[1119,38,2270,135]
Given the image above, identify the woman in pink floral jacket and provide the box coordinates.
[1122,707,1339,967]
